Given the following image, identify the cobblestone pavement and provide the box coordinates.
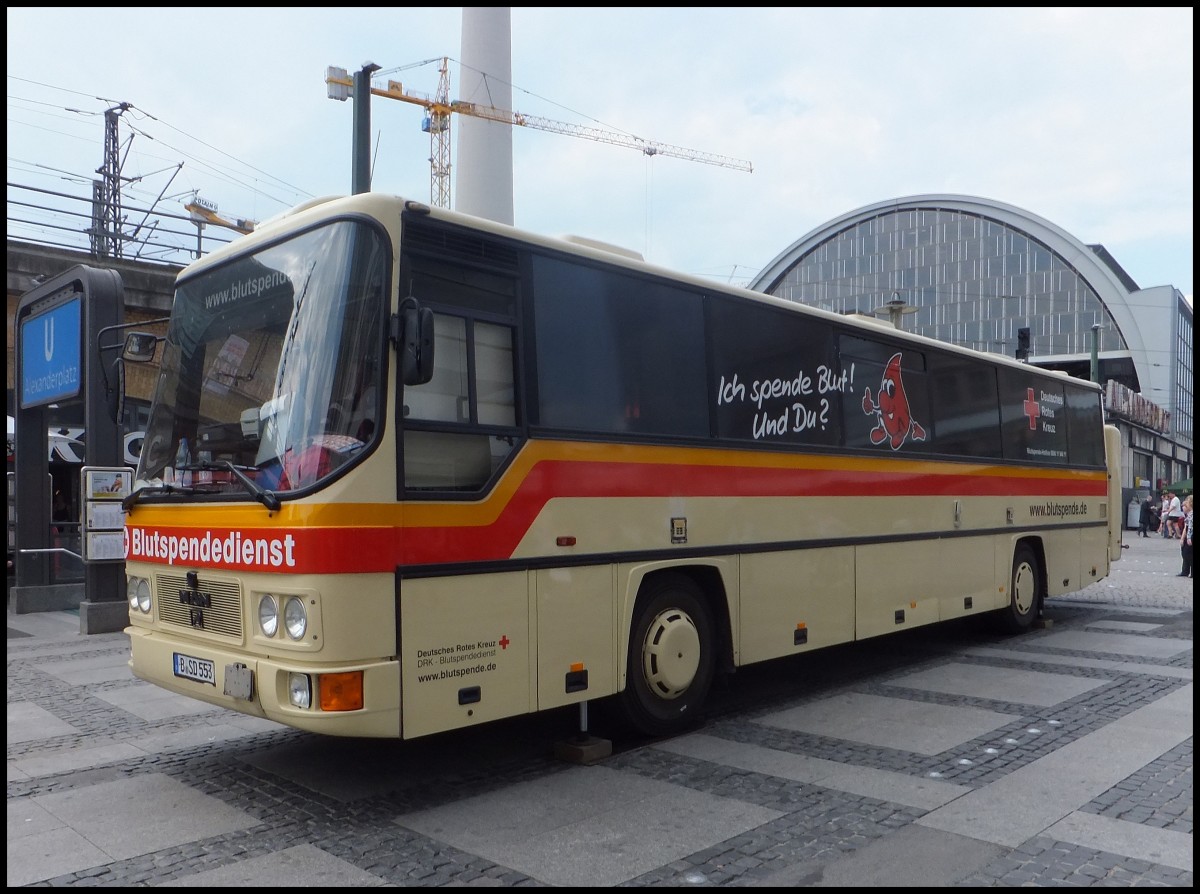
[7,532,1191,887]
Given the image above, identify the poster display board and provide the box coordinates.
[81,466,131,563]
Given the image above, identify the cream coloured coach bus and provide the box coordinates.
[122,192,1122,739]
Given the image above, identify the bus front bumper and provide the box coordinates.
[126,626,402,738]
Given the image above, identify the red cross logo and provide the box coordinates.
[1023,388,1040,430]
[498,635,510,650]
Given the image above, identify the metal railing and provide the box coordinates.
[16,525,86,584]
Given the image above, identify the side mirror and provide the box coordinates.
[122,331,159,363]
[399,304,435,386]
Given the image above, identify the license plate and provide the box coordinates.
[173,652,216,686]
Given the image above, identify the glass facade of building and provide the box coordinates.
[756,199,1192,492]
[765,207,1125,360]
[1171,305,1194,451]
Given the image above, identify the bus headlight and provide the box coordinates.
[258,595,279,637]
[288,672,312,708]
[127,576,151,613]
[284,596,308,640]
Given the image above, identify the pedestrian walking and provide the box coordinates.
[1164,491,1183,539]
[1179,495,1193,578]
[1138,496,1156,537]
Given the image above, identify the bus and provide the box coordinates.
[121,192,1123,740]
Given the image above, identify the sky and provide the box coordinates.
[6,7,1194,302]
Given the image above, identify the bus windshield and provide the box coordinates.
[134,219,389,498]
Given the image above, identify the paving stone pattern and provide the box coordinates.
[7,535,1192,887]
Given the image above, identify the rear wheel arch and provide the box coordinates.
[999,537,1045,633]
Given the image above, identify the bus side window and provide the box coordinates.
[403,430,493,490]
[927,354,1002,458]
[405,315,467,423]
[402,311,519,493]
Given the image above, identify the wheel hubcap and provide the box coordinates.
[641,608,700,699]
[1013,561,1036,615]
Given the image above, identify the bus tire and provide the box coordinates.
[1001,543,1042,633]
[618,574,715,738]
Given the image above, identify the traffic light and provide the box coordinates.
[1015,327,1031,361]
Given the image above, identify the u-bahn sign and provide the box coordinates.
[20,292,82,408]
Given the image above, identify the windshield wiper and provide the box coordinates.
[122,482,197,511]
[124,461,281,512]
[187,458,282,512]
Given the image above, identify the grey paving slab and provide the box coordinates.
[223,714,290,734]
[33,652,136,685]
[917,684,1193,848]
[8,798,64,840]
[243,728,551,802]
[26,773,260,864]
[752,823,1005,887]
[4,611,84,640]
[963,645,1194,680]
[396,763,781,887]
[134,721,270,754]
[1034,629,1192,660]
[757,692,1019,755]
[887,661,1104,706]
[6,700,80,744]
[93,681,226,721]
[8,742,146,777]
[656,732,971,810]
[6,824,112,886]
[243,737,421,803]
[1131,682,1194,736]
[158,844,392,887]
[1085,620,1164,632]
[7,763,31,783]
[7,636,125,660]
[1046,811,1193,873]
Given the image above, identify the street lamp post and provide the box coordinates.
[873,292,919,329]
[352,62,382,195]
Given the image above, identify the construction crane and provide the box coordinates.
[326,59,752,209]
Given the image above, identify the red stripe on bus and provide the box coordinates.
[399,459,1105,564]
[125,457,1105,573]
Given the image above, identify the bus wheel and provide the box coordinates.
[1001,543,1042,633]
[618,574,715,738]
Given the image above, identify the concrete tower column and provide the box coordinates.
[456,7,514,225]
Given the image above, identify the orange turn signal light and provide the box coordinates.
[318,671,364,712]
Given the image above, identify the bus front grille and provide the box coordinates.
[155,572,244,639]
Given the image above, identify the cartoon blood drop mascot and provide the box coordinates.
[861,352,927,449]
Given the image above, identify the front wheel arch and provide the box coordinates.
[616,571,717,737]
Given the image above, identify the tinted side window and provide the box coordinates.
[532,255,708,437]
[1065,385,1105,467]
[926,353,1002,458]
[840,335,931,453]
[999,369,1069,464]
[710,299,841,446]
